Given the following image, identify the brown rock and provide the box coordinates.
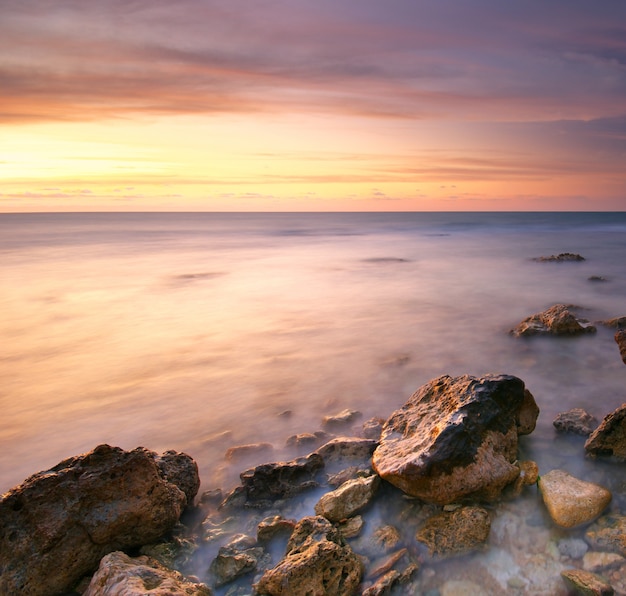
[314,475,380,522]
[372,374,538,504]
[585,514,626,556]
[561,568,614,595]
[0,444,194,596]
[254,516,363,596]
[322,408,362,430]
[416,506,491,557]
[257,515,297,543]
[314,436,378,464]
[554,408,599,436]
[510,303,596,337]
[533,252,585,262]
[538,469,611,528]
[84,551,211,596]
[615,330,626,365]
[224,442,274,462]
[585,404,626,459]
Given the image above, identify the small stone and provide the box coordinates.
[256,516,296,543]
[322,408,362,430]
[224,443,274,462]
[554,409,599,436]
[558,537,589,559]
[561,568,614,595]
[314,437,378,464]
[583,551,625,572]
[337,515,364,539]
[585,514,626,556]
[539,469,612,528]
[314,475,380,522]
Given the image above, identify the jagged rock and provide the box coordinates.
[314,436,378,464]
[362,570,401,596]
[314,474,380,522]
[257,515,297,543]
[367,548,408,579]
[84,551,211,595]
[533,252,585,262]
[322,408,362,430]
[209,534,266,587]
[285,432,327,450]
[600,316,626,329]
[416,506,491,557]
[362,417,385,440]
[582,551,625,573]
[224,453,324,506]
[561,568,614,596]
[585,404,626,459]
[0,444,195,596]
[615,330,626,365]
[510,303,596,337]
[538,469,611,528]
[372,374,538,504]
[337,515,364,539]
[585,514,626,556]
[554,409,599,436]
[508,460,539,497]
[254,516,363,595]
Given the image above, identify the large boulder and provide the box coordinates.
[510,303,596,337]
[538,469,611,528]
[585,404,626,459]
[0,444,198,596]
[254,516,363,595]
[84,551,211,595]
[372,374,539,504]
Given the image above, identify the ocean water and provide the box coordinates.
[1,212,626,588]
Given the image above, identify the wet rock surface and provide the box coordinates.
[510,303,597,337]
[615,329,626,365]
[538,469,611,528]
[553,408,599,436]
[0,444,196,596]
[585,403,626,459]
[372,374,538,504]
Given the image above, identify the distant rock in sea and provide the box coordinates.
[532,252,585,262]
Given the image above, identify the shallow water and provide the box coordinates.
[1,212,626,590]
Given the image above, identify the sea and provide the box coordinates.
[1,211,626,590]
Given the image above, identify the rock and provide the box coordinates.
[257,515,297,543]
[362,570,401,596]
[372,374,538,504]
[362,417,385,440]
[585,514,626,556]
[225,453,324,505]
[589,276,609,282]
[508,460,539,497]
[599,316,626,329]
[533,252,585,262]
[285,433,325,450]
[156,450,201,507]
[314,475,380,522]
[510,303,597,337]
[254,516,363,596]
[84,551,211,595]
[585,404,626,459]
[554,409,599,436]
[337,515,364,539]
[224,442,274,462]
[615,330,626,365]
[372,525,402,551]
[0,444,194,596]
[416,505,491,557]
[209,534,265,587]
[583,551,625,573]
[314,436,378,465]
[538,469,611,528]
[322,408,362,430]
[561,569,614,595]
[558,537,589,559]
[367,548,408,579]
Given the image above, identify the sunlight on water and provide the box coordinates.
[1,212,625,501]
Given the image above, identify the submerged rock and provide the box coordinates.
[416,506,491,557]
[585,514,626,556]
[560,568,614,596]
[510,303,596,337]
[84,551,211,596]
[0,444,196,596]
[209,534,266,587]
[538,469,611,528]
[532,252,585,262]
[372,374,538,504]
[585,404,626,459]
[322,408,362,430]
[554,408,599,436]
[254,516,363,596]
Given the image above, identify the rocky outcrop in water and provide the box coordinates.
[371,374,539,504]
[254,516,363,595]
[510,303,597,337]
[0,444,198,596]
[553,408,599,436]
[585,403,626,459]
[532,252,585,262]
[615,330,626,365]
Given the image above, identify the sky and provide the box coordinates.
[1,0,625,212]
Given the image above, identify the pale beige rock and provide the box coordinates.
[583,551,625,573]
[510,303,596,337]
[84,551,211,596]
[539,469,612,528]
[314,475,380,522]
[561,568,614,596]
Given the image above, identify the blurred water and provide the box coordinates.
[1,211,625,497]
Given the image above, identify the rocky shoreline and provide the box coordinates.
[2,255,626,596]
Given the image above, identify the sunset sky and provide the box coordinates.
[1,1,625,212]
